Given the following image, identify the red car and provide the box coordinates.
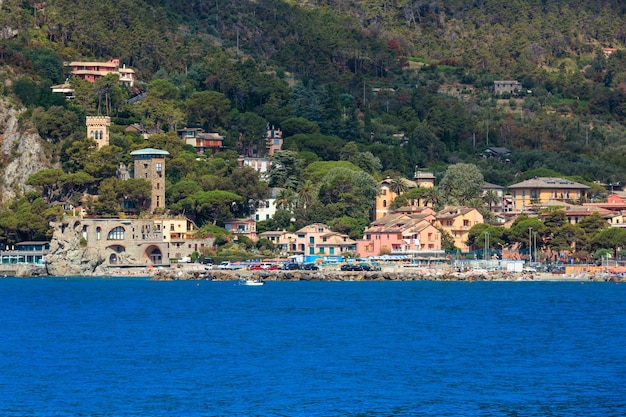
[250,263,279,270]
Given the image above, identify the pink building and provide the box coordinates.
[224,219,257,241]
[68,58,135,87]
[266,126,283,156]
[356,213,441,257]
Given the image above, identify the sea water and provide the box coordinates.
[1,278,625,416]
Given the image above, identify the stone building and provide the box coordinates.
[46,217,171,275]
[86,116,110,149]
[130,148,169,213]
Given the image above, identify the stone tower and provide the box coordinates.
[130,148,170,213]
[86,116,111,149]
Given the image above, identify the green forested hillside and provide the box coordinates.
[1,0,626,246]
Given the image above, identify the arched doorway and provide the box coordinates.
[145,246,163,265]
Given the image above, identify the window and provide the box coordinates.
[309,247,314,255]
[383,200,387,207]
[329,247,335,255]
[156,162,162,173]
[107,226,125,240]
[319,247,325,254]
[96,227,101,240]
[170,224,175,231]
[309,237,314,244]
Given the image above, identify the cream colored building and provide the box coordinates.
[86,116,110,149]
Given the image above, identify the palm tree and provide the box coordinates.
[483,189,500,212]
[297,181,315,209]
[274,188,296,211]
[422,187,442,209]
[388,175,410,195]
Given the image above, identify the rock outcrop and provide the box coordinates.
[45,220,108,276]
[0,98,52,205]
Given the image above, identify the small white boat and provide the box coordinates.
[240,278,264,286]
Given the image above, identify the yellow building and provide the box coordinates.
[508,177,590,211]
[374,168,435,220]
[435,206,484,252]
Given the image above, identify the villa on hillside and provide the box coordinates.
[176,127,224,155]
[508,177,590,212]
[374,168,436,220]
[224,219,257,241]
[67,58,135,86]
[494,80,522,94]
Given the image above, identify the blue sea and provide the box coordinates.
[1,278,625,416]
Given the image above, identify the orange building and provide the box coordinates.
[435,206,483,252]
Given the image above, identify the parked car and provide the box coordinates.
[202,258,213,269]
[217,261,242,270]
[340,263,363,271]
[281,262,301,270]
[301,263,319,270]
[358,262,380,271]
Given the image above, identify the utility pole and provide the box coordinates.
[528,227,533,264]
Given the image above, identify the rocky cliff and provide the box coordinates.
[0,97,53,205]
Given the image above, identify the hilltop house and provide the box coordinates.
[494,80,522,95]
[176,127,224,155]
[67,58,135,87]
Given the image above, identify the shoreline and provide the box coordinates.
[149,268,622,283]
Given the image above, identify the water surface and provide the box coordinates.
[1,278,625,416]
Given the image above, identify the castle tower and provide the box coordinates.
[86,116,111,149]
[130,148,170,213]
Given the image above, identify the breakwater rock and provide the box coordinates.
[150,269,519,282]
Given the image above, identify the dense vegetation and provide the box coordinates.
[1,0,626,257]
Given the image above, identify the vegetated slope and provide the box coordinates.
[2,0,626,186]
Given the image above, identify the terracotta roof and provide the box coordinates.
[436,206,475,219]
[508,177,590,190]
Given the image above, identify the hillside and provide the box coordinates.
[1,0,626,244]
